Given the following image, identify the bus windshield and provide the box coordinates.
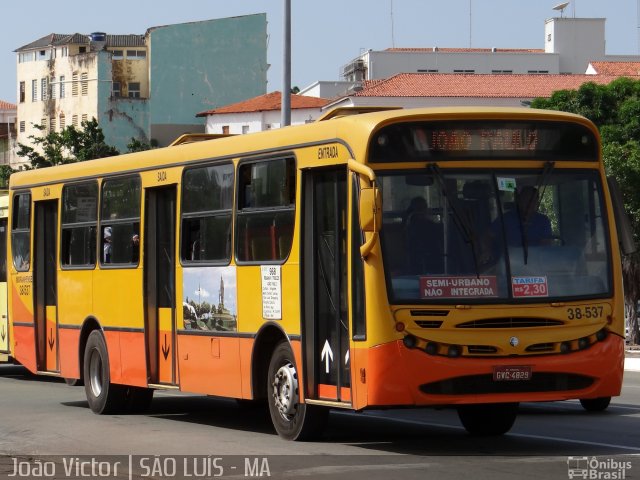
[379,169,611,303]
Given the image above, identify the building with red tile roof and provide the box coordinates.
[325,73,631,110]
[586,61,640,76]
[198,91,330,134]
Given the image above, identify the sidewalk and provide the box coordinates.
[625,347,640,372]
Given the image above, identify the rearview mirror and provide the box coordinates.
[359,186,381,233]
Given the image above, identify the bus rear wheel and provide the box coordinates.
[457,402,518,436]
[579,397,611,412]
[267,341,327,441]
[83,330,126,414]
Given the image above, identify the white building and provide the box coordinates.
[336,17,639,84]
[0,100,17,166]
[197,91,329,134]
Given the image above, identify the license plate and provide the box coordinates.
[493,365,532,381]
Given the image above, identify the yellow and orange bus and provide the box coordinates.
[7,107,633,439]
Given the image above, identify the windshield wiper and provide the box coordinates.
[427,163,482,277]
[518,161,555,265]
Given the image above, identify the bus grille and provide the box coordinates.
[414,320,444,329]
[456,318,564,328]
[419,373,593,396]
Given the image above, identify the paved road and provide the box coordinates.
[0,363,638,479]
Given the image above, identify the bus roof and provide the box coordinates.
[9,106,595,190]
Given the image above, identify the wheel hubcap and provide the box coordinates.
[89,349,103,397]
[272,361,298,420]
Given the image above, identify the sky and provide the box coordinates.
[1,0,638,104]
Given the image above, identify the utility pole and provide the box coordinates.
[281,0,291,127]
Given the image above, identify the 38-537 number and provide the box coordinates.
[567,306,604,320]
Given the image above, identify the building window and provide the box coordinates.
[222,126,230,135]
[79,46,87,54]
[19,121,25,133]
[242,125,249,134]
[81,114,88,124]
[61,182,98,268]
[72,115,78,127]
[128,82,140,98]
[181,163,234,263]
[19,82,25,103]
[59,114,66,130]
[31,79,37,102]
[72,73,79,97]
[61,47,68,57]
[112,81,121,98]
[81,73,88,96]
[126,50,146,60]
[112,50,123,60]
[417,69,439,73]
[59,75,65,98]
[41,118,47,130]
[100,176,141,266]
[41,78,48,101]
[50,117,56,132]
[491,70,513,74]
[453,69,475,73]
[527,70,549,74]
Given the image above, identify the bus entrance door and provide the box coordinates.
[144,186,177,386]
[303,168,352,404]
[34,200,58,372]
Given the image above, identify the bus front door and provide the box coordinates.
[302,168,352,404]
[33,200,58,372]
[144,186,177,386]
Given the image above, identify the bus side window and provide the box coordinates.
[100,176,141,267]
[236,158,295,263]
[61,182,98,268]
[11,192,31,272]
[181,163,234,264]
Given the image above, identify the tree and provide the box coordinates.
[532,77,640,344]
[16,118,119,170]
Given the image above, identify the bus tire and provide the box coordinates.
[579,396,611,412]
[267,341,327,441]
[83,330,126,414]
[457,402,518,436]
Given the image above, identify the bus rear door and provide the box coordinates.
[144,186,177,386]
[33,200,59,372]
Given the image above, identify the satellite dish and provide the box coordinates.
[552,2,570,17]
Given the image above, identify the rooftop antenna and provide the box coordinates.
[469,0,472,48]
[553,2,570,18]
[391,0,396,48]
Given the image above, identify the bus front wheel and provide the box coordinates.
[267,341,327,441]
[580,397,611,412]
[83,330,126,414]
[457,402,519,436]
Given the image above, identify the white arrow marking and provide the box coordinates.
[321,340,333,373]
[345,350,350,366]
